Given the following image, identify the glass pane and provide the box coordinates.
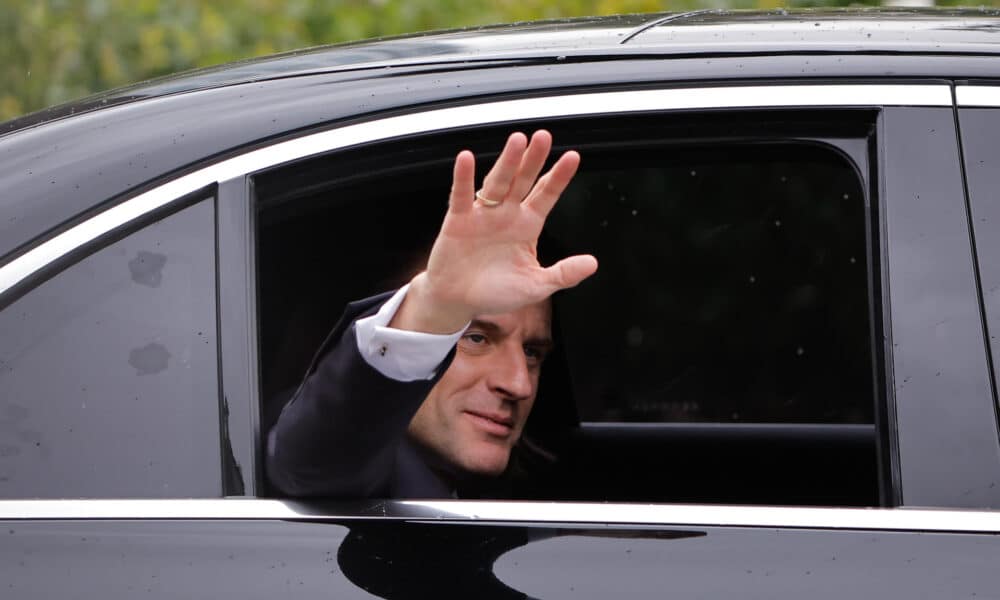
[0,199,221,498]
[548,143,872,424]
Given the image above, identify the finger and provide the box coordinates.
[541,254,599,292]
[507,130,552,202]
[479,132,527,202]
[523,150,580,219]
[449,150,476,215]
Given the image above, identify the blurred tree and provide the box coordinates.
[0,0,994,122]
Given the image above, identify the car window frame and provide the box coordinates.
[2,82,982,513]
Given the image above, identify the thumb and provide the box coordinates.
[542,254,598,292]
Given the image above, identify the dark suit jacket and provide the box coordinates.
[266,292,458,498]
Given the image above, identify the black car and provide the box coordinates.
[2,8,1000,598]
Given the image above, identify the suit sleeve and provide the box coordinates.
[265,292,455,497]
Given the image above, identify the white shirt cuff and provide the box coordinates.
[354,284,468,382]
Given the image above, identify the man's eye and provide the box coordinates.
[524,346,546,363]
[460,332,491,355]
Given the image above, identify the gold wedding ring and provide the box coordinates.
[475,190,502,207]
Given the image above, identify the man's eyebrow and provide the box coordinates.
[468,319,503,336]
[524,335,554,349]
[468,319,553,347]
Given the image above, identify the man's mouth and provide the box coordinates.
[463,410,514,436]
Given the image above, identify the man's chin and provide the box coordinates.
[458,445,511,477]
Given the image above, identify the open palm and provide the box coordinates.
[423,130,598,320]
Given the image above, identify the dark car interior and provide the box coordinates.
[254,111,882,507]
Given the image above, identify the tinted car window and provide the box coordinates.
[0,199,221,498]
[551,143,872,424]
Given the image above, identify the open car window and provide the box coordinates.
[254,112,881,506]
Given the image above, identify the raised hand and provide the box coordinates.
[392,130,598,334]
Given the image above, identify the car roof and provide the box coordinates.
[2,7,1000,266]
[4,7,1000,135]
[72,8,1000,88]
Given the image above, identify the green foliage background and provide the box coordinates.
[1,0,994,121]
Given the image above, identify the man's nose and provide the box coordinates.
[486,343,533,400]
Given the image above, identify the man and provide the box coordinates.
[266,130,598,498]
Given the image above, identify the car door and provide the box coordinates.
[3,78,1000,599]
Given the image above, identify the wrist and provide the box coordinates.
[388,272,472,334]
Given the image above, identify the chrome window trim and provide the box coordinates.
[956,85,1000,107]
[0,499,998,533]
[0,83,951,298]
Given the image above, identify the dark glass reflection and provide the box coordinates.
[336,521,702,600]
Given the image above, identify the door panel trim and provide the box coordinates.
[956,85,1000,107]
[0,498,998,533]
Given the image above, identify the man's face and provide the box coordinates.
[407,299,552,476]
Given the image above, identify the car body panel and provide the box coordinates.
[4,8,1000,137]
[4,500,1000,599]
[5,520,1000,599]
